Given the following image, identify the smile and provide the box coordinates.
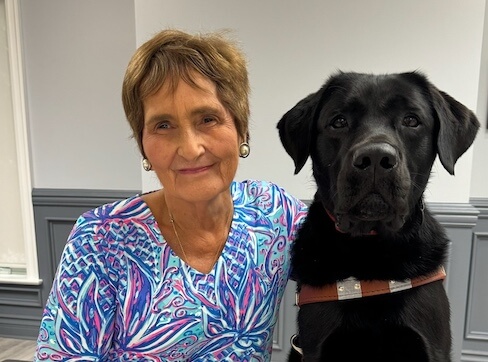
[178,165,212,174]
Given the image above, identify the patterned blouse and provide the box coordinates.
[35,180,307,361]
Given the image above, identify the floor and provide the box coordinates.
[0,337,36,361]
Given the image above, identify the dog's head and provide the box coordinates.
[277,71,480,236]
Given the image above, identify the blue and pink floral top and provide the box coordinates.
[35,180,307,361]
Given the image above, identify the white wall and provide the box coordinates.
[473,0,488,198]
[20,0,141,190]
[138,0,486,203]
[0,0,24,268]
[19,0,487,201]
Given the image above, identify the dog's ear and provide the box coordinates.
[430,87,480,175]
[277,91,322,174]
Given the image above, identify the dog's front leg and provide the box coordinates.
[298,302,342,361]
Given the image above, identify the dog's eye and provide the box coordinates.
[331,117,348,129]
[402,115,420,127]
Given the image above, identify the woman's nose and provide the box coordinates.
[177,130,205,160]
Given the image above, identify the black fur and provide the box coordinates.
[277,71,480,362]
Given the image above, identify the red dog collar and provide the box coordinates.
[297,266,446,306]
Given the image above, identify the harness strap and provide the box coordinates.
[297,266,446,306]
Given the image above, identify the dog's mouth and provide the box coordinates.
[350,193,390,221]
[335,193,407,235]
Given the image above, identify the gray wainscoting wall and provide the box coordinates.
[0,189,139,340]
[462,198,488,362]
[0,189,486,362]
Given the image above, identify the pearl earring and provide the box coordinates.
[239,142,250,158]
[142,158,152,171]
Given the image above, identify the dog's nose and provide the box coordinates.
[353,143,397,172]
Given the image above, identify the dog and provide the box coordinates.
[277,71,480,362]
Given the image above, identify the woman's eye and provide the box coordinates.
[331,116,348,129]
[156,121,170,130]
[202,116,217,124]
[403,115,420,127]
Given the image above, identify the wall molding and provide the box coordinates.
[461,349,488,362]
[0,284,42,307]
[461,198,488,360]
[465,231,488,342]
[471,197,488,219]
[32,188,141,207]
[429,202,480,228]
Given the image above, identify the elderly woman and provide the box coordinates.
[35,29,307,361]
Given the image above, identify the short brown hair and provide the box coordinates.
[122,28,250,157]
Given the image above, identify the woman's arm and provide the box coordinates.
[35,216,118,361]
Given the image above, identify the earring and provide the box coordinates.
[142,158,152,171]
[239,142,250,158]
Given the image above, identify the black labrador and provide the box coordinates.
[277,71,480,362]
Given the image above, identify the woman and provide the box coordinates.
[35,29,307,361]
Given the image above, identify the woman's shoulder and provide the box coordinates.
[232,179,306,209]
[64,194,157,253]
[81,194,150,222]
[233,179,281,194]
[232,179,297,196]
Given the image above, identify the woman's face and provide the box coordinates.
[142,72,240,203]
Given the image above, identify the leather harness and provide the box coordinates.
[297,266,446,306]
